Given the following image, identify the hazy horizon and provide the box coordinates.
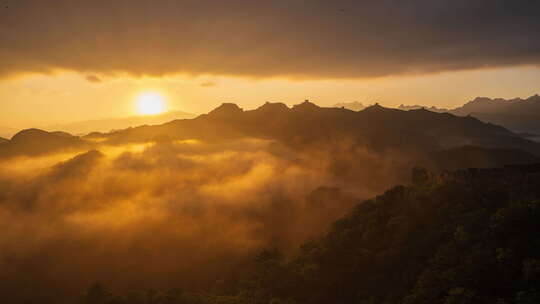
[2,69,540,129]
[3,90,540,139]
[2,1,540,128]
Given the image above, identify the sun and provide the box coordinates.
[136,92,166,115]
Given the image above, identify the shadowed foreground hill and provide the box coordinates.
[262,164,540,304]
[253,164,540,304]
[433,145,540,171]
[81,163,540,304]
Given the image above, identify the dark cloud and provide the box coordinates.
[1,0,539,79]
[85,74,102,83]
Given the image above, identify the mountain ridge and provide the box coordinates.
[88,101,540,161]
[0,128,88,157]
[398,94,540,135]
[2,101,540,167]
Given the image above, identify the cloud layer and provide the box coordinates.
[1,0,539,79]
[0,138,411,302]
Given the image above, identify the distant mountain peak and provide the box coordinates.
[1,128,86,158]
[208,103,243,117]
[11,128,51,141]
[528,94,540,101]
[362,103,388,112]
[51,131,75,138]
[292,100,320,111]
[11,128,78,143]
[334,101,365,111]
[466,95,540,106]
[256,102,289,113]
[398,104,448,113]
[470,96,493,103]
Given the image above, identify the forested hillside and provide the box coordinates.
[82,164,540,304]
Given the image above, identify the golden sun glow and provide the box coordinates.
[136,92,166,115]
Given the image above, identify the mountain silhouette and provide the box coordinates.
[87,101,540,159]
[450,95,540,134]
[0,128,88,157]
[3,101,540,168]
[292,100,321,112]
[206,103,243,117]
[256,101,290,115]
[400,94,540,136]
[0,136,7,144]
[451,95,540,116]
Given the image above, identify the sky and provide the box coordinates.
[1,0,539,130]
